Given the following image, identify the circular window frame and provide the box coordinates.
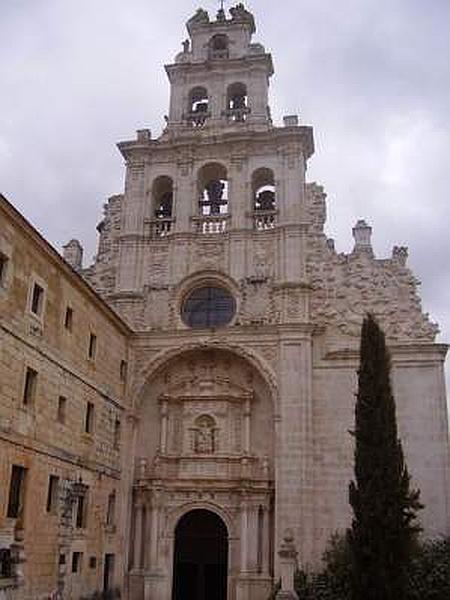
[177,272,240,330]
[181,285,236,329]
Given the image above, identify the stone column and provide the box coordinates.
[276,334,314,567]
[276,531,299,600]
[247,503,259,572]
[133,500,144,571]
[243,399,251,454]
[174,160,195,233]
[117,160,146,292]
[262,504,271,575]
[240,496,249,573]
[229,156,248,230]
[149,491,161,570]
[160,400,168,454]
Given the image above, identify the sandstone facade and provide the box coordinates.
[0,197,130,599]
[1,4,449,600]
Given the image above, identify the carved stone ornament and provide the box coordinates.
[193,415,217,454]
[195,239,225,271]
[143,287,172,330]
[239,280,273,325]
[307,239,438,342]
[253,241,275,280]
[151,249,169,284]
[187,8,209,27]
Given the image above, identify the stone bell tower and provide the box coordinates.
[81,3,449,600]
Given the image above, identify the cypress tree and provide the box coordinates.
[348,313,423,600]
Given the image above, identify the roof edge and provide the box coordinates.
[0,193,132,337]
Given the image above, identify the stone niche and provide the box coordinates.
[130,348,275,600]
[135,348,275,482]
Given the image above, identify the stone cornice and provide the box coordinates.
[323,343,448,363]
[165,53,274,81]
[0,428,121,480]
[130,322,314,345]
[117,125,314,162]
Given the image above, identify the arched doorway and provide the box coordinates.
[172,509,228,600]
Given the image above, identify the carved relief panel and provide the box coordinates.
[161,392,250,459]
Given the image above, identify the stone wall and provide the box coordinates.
[0,196,131,599]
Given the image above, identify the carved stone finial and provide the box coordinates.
[187,8,210,30]
[217,7,226,21]
[352,219,373,256]
[229,3,256,33]
[62,239,83,271]
[392,245,408,266]
[326,238,335,252]
[276,529,299,599]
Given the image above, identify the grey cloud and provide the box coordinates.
[1,0,449,358]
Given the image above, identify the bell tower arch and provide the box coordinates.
[166,4,273,131]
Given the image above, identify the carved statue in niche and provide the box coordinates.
[194,415,216,454]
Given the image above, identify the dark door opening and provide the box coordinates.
[103,553,115,592]
[172,509,228,600]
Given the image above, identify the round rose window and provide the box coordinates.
[181,285,236,328]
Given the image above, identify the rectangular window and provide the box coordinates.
[0,253,8,286]
[113,419,121,449]
[59,553,66,566]
[0,548,12,578]
[75,495,86,529]
[85,402,94,434]
[46,475,59,513]
[6,465,27,519]
[71,551,82,573]
[88,333,97,360]
[30,282,44,316]
[64,306,73,331]
[57,396,67,424]
[120,360,127,382]
[103,553,115,592]
[106,492,116,526]
[23,367,37,406]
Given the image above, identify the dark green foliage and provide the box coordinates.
[407,537,450,599]
[348,314,423,600]
[266,534,450,600]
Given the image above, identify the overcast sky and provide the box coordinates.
[1,0,450,360]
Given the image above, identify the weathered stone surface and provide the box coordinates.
[1,3,449,600]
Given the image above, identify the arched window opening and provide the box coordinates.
[152,176,174,236]
[226,82,250,123]
[187,87,210,127]
[196,163,229,233]
[252,168,277,230]
[209,34,229,59]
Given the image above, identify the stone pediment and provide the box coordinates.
[160,376,253,402]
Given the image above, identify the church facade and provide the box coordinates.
[1,5,449,600]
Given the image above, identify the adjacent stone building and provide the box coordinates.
[1,5,449,600]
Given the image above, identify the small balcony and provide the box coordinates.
[224,106,251,123]
[192,214,229,234]
[151,218,173,238]
[253,210,277,230]
[185,110,211,128]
